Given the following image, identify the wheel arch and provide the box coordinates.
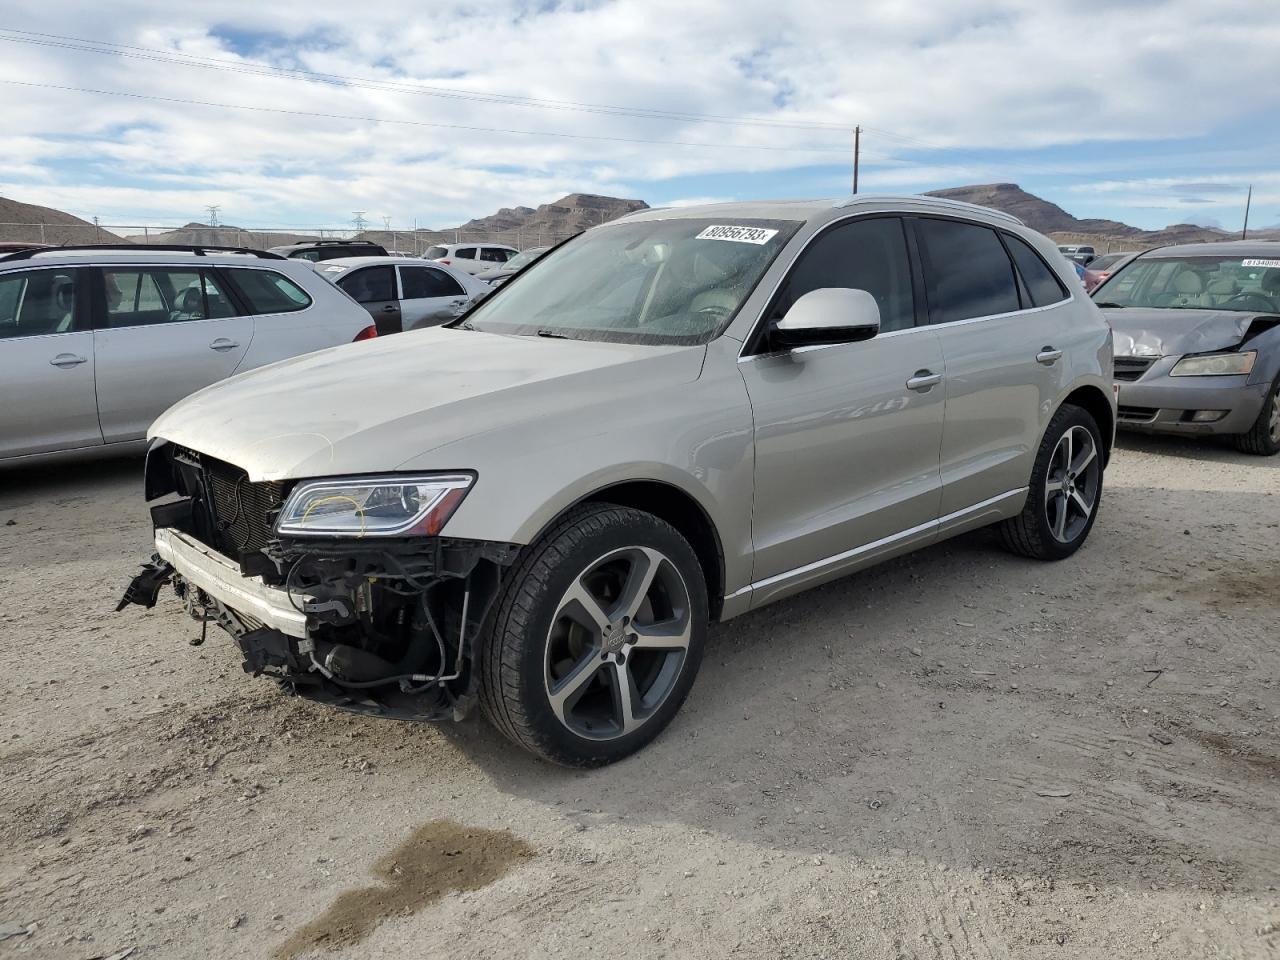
[1061,382,1115,465]
[529,478,727,621]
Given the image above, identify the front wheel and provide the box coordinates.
[1233,373,1280,456]
[479,503,707,766]
[999,404,1104,560]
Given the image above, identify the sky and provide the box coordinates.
[1,0,1277,233]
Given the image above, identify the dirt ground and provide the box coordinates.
[1,433,1277,960]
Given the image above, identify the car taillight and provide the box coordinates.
[439,259,451,265]
[353,324,378,342]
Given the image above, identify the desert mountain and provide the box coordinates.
[356,193,648,250]
[0,196,121,245]
[924,183,1265,247]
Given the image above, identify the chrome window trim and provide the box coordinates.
[737,209,1075,363]
[725,487,1027,600]
[737,297,1072,364]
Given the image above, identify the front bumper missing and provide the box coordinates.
[154,527,312,638]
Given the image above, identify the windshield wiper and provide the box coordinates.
[1094,302,1125,308]
[534,328,572,339]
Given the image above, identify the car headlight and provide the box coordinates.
[1169,351,1256,377]
[276,474,474,537]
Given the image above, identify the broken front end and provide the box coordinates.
[119,442,518,720]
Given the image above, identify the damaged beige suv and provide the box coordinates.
[120,196,1115,766]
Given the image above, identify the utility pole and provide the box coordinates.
[852,126,860,195]
[381,215,391,231]
[352,211,367,234]
[1242,185,1252,239]
[206,205,220,227]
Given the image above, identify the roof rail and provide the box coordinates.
[280,239,384,247]
[0,243,287,263]
[834,194,1025,226]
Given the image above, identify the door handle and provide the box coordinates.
[209,338,239,352]
[381,305,398,313]
[49,353,87,368]
[906,370,942,392]
[1036,347,1063,365]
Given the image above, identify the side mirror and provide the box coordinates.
[772,288,881,349]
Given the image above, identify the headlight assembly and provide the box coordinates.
[1170,351,1256,377]
[276,474,474,537]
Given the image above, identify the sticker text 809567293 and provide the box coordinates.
[695,225,779,245]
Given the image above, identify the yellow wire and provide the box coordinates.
[299,494,367,537]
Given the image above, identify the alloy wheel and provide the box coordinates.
[1044,425,1101,544]
[1269,385,1280,445]
[544,546,692,740]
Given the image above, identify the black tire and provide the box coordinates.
[1000,404,1105,561]
[1233,372,1280,456]
[478,503,707,767]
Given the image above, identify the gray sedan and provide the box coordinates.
[1094,240,1280,455]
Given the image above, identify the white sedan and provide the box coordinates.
[316,256,488,333]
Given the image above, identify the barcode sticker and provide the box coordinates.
[695,225,779,245]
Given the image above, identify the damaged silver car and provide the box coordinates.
[120,196,1114,766]
[1094,241,1280,455]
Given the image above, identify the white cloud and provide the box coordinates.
[1,0,1279,226]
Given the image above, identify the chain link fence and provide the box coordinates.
[0,222,582,254]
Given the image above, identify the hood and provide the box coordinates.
[150,327,704,481]
[474,266,515,281]
[1102,307,1272,357]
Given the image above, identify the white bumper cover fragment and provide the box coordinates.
[154,527,310,638]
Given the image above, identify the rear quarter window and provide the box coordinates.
[1003,234,1069,307]
[223,268,313,314]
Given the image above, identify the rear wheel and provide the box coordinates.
[1000,404,1104,560]
[1233,373,1280,456]
[479,503,707,766]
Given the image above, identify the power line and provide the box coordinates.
[0,28,861,134]
[0,78,858,155]
[0,78,865,156]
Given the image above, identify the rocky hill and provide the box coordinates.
[356,193,649,250]
[0,196,121,245]
[924,182,1268,248]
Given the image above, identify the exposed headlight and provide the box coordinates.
[276,474,474,537]
[1169,351,1256,377]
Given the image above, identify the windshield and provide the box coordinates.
[459,218,799,344]
[1094,255,1280,312]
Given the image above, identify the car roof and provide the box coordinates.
[0,246,311,270]
[267,240,383,252]
[614,194,1024,229]
[434,242,518,251]
[318,256,447,270]
[1139,239,1280,259]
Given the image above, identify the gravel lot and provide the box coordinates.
[1,434,1277,960]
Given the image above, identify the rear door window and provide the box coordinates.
[1003,234,1069,307]
[915,218,1020,324]
[336,266,396,304]
[101,268,212,327]
[399,265,465,299]
[455,247,477,260]
[223,268,313,314]
[0,269,80,339]
[479,248,510,262]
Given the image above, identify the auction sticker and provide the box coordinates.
[696,224,778,244]
[1242,259,1280,268]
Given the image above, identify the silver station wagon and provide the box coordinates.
[121,196,1115,766]
[1,245,375,465]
